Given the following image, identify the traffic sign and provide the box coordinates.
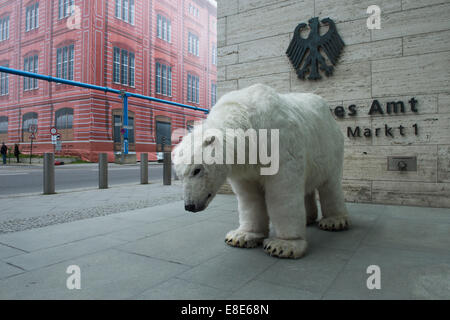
[50,127,58,135]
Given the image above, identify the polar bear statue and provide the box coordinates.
[172,84,349,259]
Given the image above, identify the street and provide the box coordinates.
[0,163,166,196]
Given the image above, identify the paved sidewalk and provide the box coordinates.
[0,184,449,299]
[0,182,182,232]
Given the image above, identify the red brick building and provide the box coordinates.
[0,0,217,161]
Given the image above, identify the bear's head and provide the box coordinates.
[173,127,229,213]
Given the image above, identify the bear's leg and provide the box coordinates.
[263,173,308,259]
[317,177,350,231]
[305,191,318,226]
[225,179,269,248]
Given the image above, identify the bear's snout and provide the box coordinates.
[185,203,206,212]
[184,193,213,212]
[185,204,197,212]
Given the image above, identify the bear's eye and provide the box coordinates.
[193,168,202,176]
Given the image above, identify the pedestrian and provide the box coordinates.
[14,144,20,163]
[1,142,7,165]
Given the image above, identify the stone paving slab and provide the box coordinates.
[0,261,24,279]
[0,215,141,252]
[117,219,236,267]
[323,245,450,300]
[0,249,189,300]
[177,248,278,292]
[135,278,230,300]
[255,246,354,295]
[363,216,450,253]
[0,187,449,300]
[0,243,26,259]
[4,236,126,272]
[227,279,322,300]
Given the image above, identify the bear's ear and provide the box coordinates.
[203,135,215,147]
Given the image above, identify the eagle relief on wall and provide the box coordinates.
[287,17,345,80]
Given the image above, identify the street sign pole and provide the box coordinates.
[30,137,33,164]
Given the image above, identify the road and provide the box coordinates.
[0,163,166,196]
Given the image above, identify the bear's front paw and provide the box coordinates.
[263,238,307,259]
[225,229,266,248]
[318,216,350,231]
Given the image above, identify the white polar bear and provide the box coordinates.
[172,84,349,259]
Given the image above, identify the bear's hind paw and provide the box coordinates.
[225,229,266,248]
[263,238,307,259]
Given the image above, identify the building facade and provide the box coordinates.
[217,0,450,208]
[0,0,217,161]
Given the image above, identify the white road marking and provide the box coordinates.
[0,172,30,176]
[90,167,141,171]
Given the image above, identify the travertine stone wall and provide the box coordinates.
[217,0,450,208]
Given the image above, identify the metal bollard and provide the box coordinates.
[140,153,148,184]
[163,152,171,185]
[43,153,55,195]
[99,153,108,189]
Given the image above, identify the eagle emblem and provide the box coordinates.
[287,17,345,80]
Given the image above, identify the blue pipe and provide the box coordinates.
[0,66,210,114]
[121,92,129,155]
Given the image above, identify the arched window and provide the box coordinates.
[55,108,74,140]
[55,108,73,129]
[0,116,7,142]
[22,112,38,142]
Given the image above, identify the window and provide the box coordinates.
[55,108,74,140]
[187,73,199,104]
[24,55,39,91]
[56,44,74,80]
[113,47,135,86]
[26,3,39,32]
[0,16,10,41]
[128,117,135,143]
[189,4,199,17]
[157,14,171,42]
[55,108,73,129]
[22,112,38,142]
[211,82,217,107]
[0,116,7,142]
[129,52,135,87]
[155,62,172,96]
[212,44,217,65]
[0,116,7,133]
[58,0,74,19]
[0,64,8,96]
[115,0,135,25]
[188,32,199,56]
[121,50,128,85]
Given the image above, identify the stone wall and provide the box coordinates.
[217,0,450,208]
